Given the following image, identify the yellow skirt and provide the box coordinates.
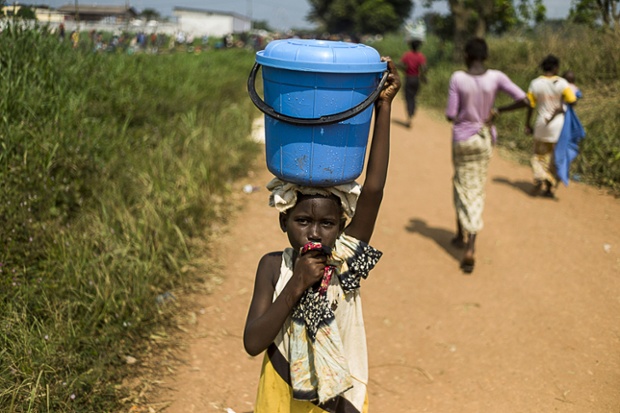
[254,350,369,413]
[531,140,557,185]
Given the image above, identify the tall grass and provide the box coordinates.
[0,22,260,411]
[374,25,620,192]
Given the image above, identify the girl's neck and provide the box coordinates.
[466,61,487,75]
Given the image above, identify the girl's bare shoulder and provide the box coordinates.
[257,251,284,286]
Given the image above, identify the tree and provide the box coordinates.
[569,0,620,29]
[307,0,413,35]
[252,20,272,31]
[15,5,36,20]
[422,0,545,58]
[139,8,161,21]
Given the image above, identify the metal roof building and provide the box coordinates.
[173,7,251,37]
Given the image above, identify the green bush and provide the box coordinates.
[0,22,260,411]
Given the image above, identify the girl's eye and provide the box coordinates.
[295,218,309,225]
[321,221,336,228]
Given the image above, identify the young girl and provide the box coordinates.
[446,38,530,273]
[525,55,577,198]
[398,39,427,128]
[243,58,400,412]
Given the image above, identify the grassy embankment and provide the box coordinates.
[0,23,260,411]
[375,25,620,192]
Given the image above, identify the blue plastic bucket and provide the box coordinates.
[248,39,387,186]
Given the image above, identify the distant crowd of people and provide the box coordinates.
[56,23,273,54]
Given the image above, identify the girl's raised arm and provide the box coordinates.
[345,58,401,243]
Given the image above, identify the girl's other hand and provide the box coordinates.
[485,108,499,125]
[291,250,327,295]
[377,57,401,104]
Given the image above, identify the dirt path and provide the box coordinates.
[153,102,620,413]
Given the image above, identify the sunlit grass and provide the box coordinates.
[0,22,260,411]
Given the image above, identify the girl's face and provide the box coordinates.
[280,195,344,251]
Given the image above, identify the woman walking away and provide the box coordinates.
[525,55,578,198]
[244,59,400,412]
[445,38,530,274]
[399,39,427,128]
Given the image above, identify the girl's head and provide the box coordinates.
[266,177,361,250]
[540,54,560,73]
[267,178,362,249]
[464,38,488,64]
[563,70,575,84]
[279,193,345,251]
[409,39,422,52]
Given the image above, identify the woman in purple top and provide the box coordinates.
[445,38,529,273]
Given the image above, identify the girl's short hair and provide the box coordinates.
[409,39,422,51]
[465,38,488,61]
[540,54,560,72]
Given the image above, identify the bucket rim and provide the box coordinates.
[256,53,387,73]
[256,38,387,73]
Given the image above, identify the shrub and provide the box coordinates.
[0,21,260,411]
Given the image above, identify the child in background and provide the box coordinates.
[562,70,582,99]
[445,38,530,273]
[243,59,400,412]
[398,39,427,128]
[525,55,577,198]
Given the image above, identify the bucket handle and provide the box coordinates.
[247,62,389,126]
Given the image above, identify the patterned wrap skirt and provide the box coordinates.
[452,128,493,235]
[531,140,557,185]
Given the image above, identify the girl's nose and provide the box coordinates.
[308,224,321,242]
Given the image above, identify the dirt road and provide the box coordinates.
[153,102,620,413]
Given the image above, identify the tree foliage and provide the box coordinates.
[139,8,161,21]
[569,0,620,29]
[307,0,413,35]
[422,0,545,59]
[15,5,36,20]
[423,0,545,36]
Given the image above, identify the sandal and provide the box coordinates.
[451,236,466,249]
[460,256,475,274]
[530,181,543,197]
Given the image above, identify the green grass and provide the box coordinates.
[0,22,260,411]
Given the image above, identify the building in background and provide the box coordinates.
[173,7,251,37]
[56,4,138,23]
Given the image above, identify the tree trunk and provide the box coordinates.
[475,0,495,37]
[597,0,611,27]
[449,0,470,61]
[474,18,487,37]
[609,0,620,30]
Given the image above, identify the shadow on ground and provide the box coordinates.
[493,176,562,201]
[492,176,536,197]
[392,119,411,129]
[405,218,461,262]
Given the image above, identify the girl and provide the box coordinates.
[445,38,530,273]
[398,39,427,128]
[243,58,400,412]
[525,55,578,197]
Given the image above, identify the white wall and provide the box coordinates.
[175,10,251,37]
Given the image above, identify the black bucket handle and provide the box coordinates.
[247,62,389,126]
